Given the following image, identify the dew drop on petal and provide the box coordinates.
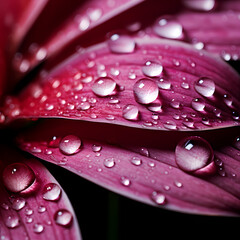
[194,77,215,97]
[5,215,20,228]
[120,177,131,186]
[42,183,62,201]
[154,17,184,39]
[133,79,159,104]
[175,136,214,172]
[108,34,135,53]
[12,197,26,211]
[157,78,171,90]
[163,120,177,130]
[151,191,166,205]
[131,157,142,166]
[92,77,116,97]
[122,104,139,121]
[103,158,115,168]
[142,61,163,77]
[183,0,215,11]
[54,209,73,227]
[191,98,205,112]
[223,94,233,107]
[2,163,35,193]
[59,135,81,155]
[233,136,240,150]
[33,223,44,233]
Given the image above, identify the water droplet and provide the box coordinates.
[103,158,115,168]
[181,82,190,89]
[174,181,183,188]
[151,191,166,205]
[233,136,240,150]
[92,144,102,152]
[92,77,116,97]
[38,205,46,213]
[232,111,239,120]
[194,77,215,97]
[108,34,135,53]
[12,197,26,211]
[33,223,44,233]
[170,99,181,109]
[2,163,35,193]
[154,17,183,39]
[223,94,233,107]
[120,177,131,186]
[59,135,81,155]
[157,78,171,90]
[122,104,139,121]
[140,147,149,157]
[25,208,33,216]
[77,102,91,111]
[54,209,73,227]
[131,157,142,166]
[191,98,205,112]
[147,102,162,112]
[183,0,215,11]
[175,136,214,173]
[133,79,159,104]
[142,61,163,77]
[163,120,177,130]
[5,215,20,228]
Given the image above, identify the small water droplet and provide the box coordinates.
[140,147,149,157]
[3,163,35,193]
[120,177,131,186]
[183,0,215,11]
[170,99,181,109]
[151,191,166,205]
[12,197,26,211]
[182,118,195,129]
[122,104,139,121]
[154,17,183,39]
[33,223,44,233]
[103,158,115,168]
[59,135,81,155]
[133,79,159,104]
[142,61,163,77]
[131,157,142,166]
[163,120,177,130]
[233,136,240,150]
[223,94,233,107]
[181,82,190,89]
[92,144,102,152]
[174,181,183,188]
[92,77,116,97]
[54,209,73,227]
[232,111,239,120]
[38,205,46,213]
[5,215,20,228]
[175,136,214,173]
[77,102,91,111]
[194,77,215,97]
[157,78,171,90]
[25,208,33,216]
[108,34,135,53]
[191,98,205,112]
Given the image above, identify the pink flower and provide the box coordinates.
[0,0,240,239]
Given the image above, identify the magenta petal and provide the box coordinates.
[0,145,82,240]
[17,119,240,216]
[7,37,240,130]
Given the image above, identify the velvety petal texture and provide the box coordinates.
[0,145,82,240]
[5,37,240,130]
[17,119,240,216]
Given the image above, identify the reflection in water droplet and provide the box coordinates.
[194,77,215,97]
[133,79,159,104]
[2,163,35,193]
[54,209,73,227]
[122,104,139,121]
[175,136,214,173]
[108,34,135,53]
[142,61,163,77]
[59,135,81,155]
[154,17,184,39]
[92,77,116,97]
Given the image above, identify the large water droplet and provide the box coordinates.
[42,183,62,201]
[133,79,159,104]
[194,77,215,97]
[92,77,116,97]
[54,209,73,227]
[59,135,81,155]
[154,17,184,39]
[122,104,139,121]
[108,34,135,53]
[2,163,35,193]
[175,136,214,173]
[142,61,163,77]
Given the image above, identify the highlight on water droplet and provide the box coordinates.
[153,17,184,39]
[2,163,36,193]
[108,34,135,53]
[142,61,163,77]
[133,79,159,104]
[92,77,117,97]
[42,183,62,201]
[122,104,139,121]
[175,136,216,175]
[59,135,81,155]
[194,77,215,97]
[54,209,73,227]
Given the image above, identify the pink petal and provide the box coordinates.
[17,119,240,216]
[0,145,82,240]
[6,37,240,130]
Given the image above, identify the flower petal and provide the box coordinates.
[6,37,240,130]
[0,145,82,240]
[17,119,240,216]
